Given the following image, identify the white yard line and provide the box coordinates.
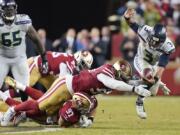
[2,128,63,134]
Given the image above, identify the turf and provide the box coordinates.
[0,96,180,135]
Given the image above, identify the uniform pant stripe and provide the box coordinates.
[37,79,65,103]
[29,62,36,74]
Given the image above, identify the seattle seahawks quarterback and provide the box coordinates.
[124,8,175,119]
[0,0,48,100]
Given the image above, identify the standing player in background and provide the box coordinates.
[0,0,48,100]
[124,8,175,119]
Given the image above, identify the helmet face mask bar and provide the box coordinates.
[78,59,89,70]
[74,50,93,71]
[72,92,92,114]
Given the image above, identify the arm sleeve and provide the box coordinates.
[129,22,140,33]
[158,53,170,67]
[59,63,71,77]
[97,73,133,92]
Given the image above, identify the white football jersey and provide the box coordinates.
[0,14,32,58]
[137,25,175,66]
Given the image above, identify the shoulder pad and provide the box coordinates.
[15,14,32,25]
[161,38,175,54]
[138,25,153,42]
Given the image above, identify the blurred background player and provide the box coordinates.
[124,8,175,119]
[0,0,48,101]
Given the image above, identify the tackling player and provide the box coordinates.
[0,0,48,100]
[1,58,151,126]
[123,8,175,119]
[27,50,93,89]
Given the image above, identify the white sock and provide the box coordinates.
[16,81,26,91]
[10,106,15,113]
[4,90,11,98]
[0,91,8,101]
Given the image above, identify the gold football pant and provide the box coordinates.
[28,57,56,89]
[37,77,72,115]
[0,100,9,112]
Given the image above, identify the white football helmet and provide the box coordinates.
[74,50,93,71]
[72,92,92,113]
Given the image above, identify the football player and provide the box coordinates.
[1,58,151,126]
[0,0,48,100]
[27,50,93,89]
[123,8,175,119]
[58,92,97,128]
[0,89,96,127]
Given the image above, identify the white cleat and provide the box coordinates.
[13,112,26,126]
[1,107,16,126]
[136,105,147,119]
[0,112,4,122]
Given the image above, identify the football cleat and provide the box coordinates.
[13,112,26,126]
[1,107,16,126]
[0,112,4,122]
[136,103,147,119]
[5,76,16,89]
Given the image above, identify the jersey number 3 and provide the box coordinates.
[1,30,22,47]
[143,49,153,64]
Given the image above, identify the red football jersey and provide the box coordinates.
[38,51,76,75]
[72,64,115,95]
[59,101,81,125]
[59,96,98,126]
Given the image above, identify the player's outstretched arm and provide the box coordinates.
[124,8,140,33]
[97,73,151,97]
[27,25,45,55]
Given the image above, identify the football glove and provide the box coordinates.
[40,53,49,75]
[133,85,151,97]
[79,115,93,128]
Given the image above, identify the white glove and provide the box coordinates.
[79,115,93,128]
[134,85,151,97]
[159,81,171,95]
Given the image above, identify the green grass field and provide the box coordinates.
[0,96,180,135]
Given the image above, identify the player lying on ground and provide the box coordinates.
[0,0,48,101]
[124,8,175,119]
[1,58,151,126]
[58,92,97,128]
[0,88,97,128]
